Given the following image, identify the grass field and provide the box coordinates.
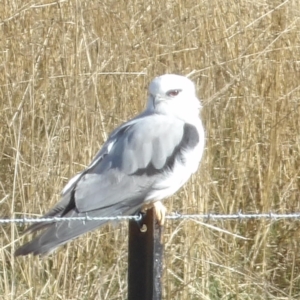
[1,0,300,299]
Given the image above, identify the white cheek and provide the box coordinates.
[173,95,191,110]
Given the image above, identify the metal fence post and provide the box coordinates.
[128,208,164,300]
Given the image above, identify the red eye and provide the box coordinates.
[167,89,181,97]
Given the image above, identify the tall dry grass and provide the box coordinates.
[1,0,300,299]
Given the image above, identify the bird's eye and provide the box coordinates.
[167,89,181,97]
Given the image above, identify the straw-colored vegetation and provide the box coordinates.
[1,0,300,299]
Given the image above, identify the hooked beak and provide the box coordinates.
[152,94,165,108]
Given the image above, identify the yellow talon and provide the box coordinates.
[142,201,167,226]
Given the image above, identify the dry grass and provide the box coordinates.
[1,0,300,299]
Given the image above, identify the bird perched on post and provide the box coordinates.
[15,74,205,256]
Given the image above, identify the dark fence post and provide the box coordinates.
[128,208,164,300]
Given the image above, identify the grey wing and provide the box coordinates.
[74,115,188,212]
[15,115,198,256]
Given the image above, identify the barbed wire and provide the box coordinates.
[1,212,300,225]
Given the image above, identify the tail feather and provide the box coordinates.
[24,193,73,234]
[15,204,139,256]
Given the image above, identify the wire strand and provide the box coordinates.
[1,212,300,225]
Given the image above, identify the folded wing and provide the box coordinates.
[15,114,199,256]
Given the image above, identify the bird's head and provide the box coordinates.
[146,74,202,121]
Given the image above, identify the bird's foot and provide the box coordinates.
[142,201,167,226]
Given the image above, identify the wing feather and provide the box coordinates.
[15,114,201,256]
[74,114,185,211]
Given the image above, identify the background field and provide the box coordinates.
[1,0,300,299]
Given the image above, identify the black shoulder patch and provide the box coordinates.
[132,123,199,177]
[182,123,199,149]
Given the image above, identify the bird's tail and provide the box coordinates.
[15,204,139,256]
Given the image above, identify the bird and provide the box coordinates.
[15,74,205,256]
